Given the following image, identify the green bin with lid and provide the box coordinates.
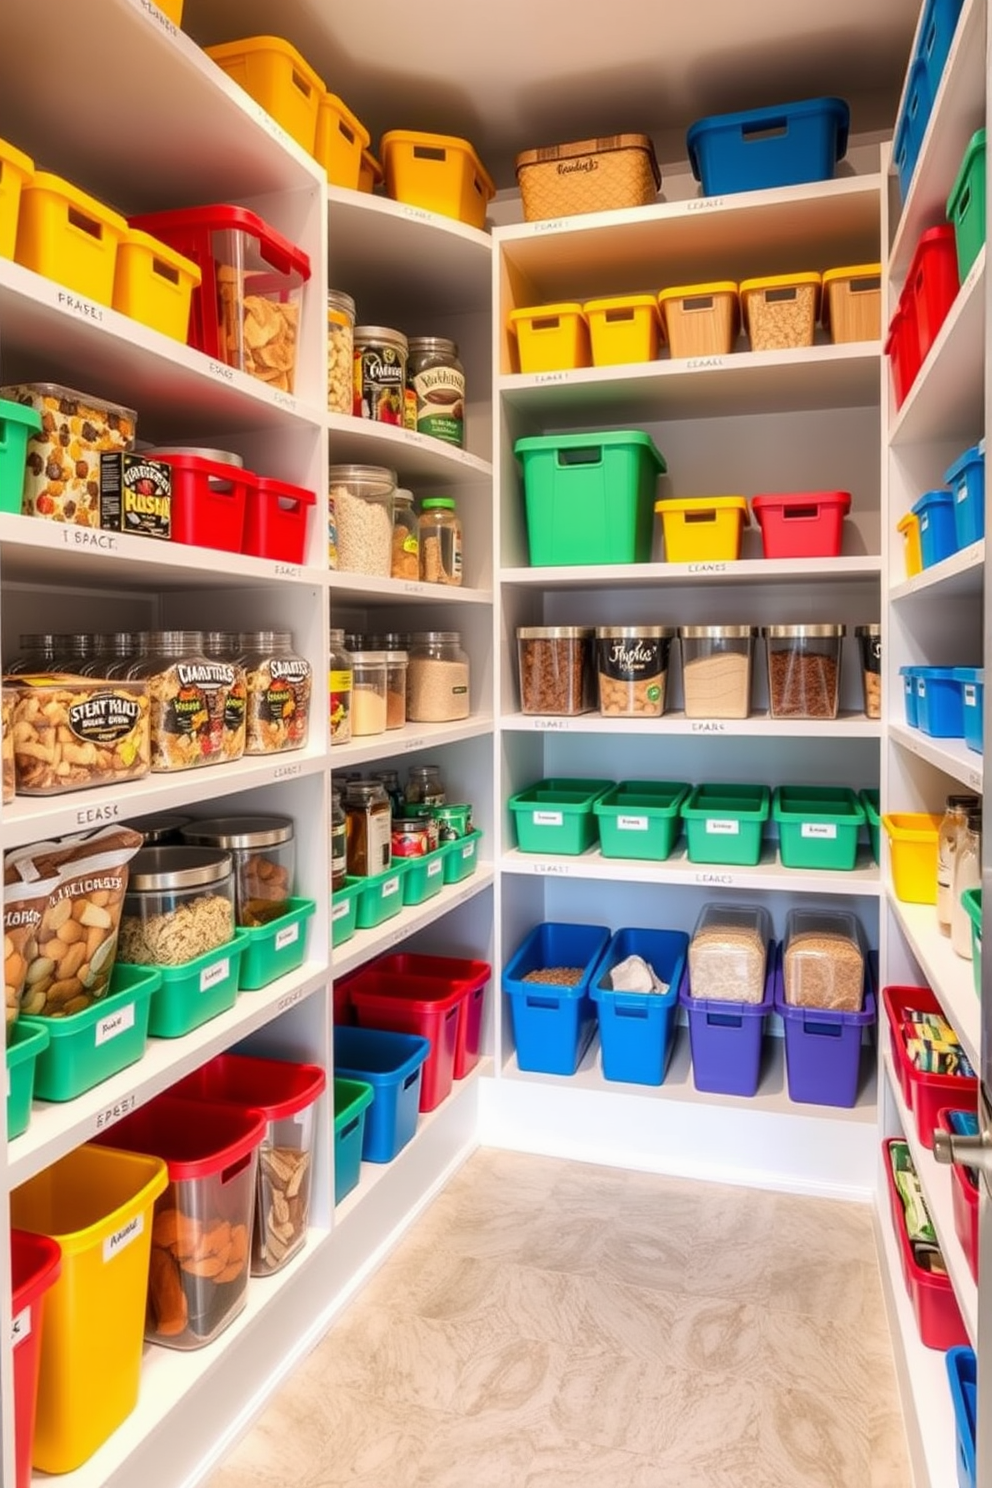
[514,431,665,565]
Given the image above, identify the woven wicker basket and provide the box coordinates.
[515,135,661,222]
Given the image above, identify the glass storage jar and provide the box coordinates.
[679,625,757,720]
[203,631,247,759]
[407,336,465,448]
[517,627,595,716]
[107,632,150,678]
[391,489,419,580]
[78,633,132,677]
[350,651,388,736]
[951,810,982,958]
[353,326,408,423]
[118,846,235,965]
[370,768,405,818]
[329,463,395,576]
[331,789,347,890]
[238,631,312,755]
[406,764,445,807]
[329,629,353,746]
[418,497,462,585]
[937,794,980,931]
[764,624,845,720]
[384,649,408,729]
[181,815,295,927]
[344,780,391,877]
[128,631,234,771]
[327,289,356,415]
[127,812,193,846]
[1,686,14,804]
[855,624,881,719]
[407,632,470,721]
[5,634,61,675]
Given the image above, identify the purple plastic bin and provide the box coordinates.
[774,952,876,1108]
[679,940,776,1097]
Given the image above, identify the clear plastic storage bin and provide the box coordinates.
[679,625,756,719]
[764,623,845,719]
[687,905,772,1004]
[782,908,864,1010]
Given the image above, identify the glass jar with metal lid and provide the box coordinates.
[330,629,353,746]
[679,625,758,720]
[406,764,445,807]
[391,488,419,580]
[329,463,395,575]
[77,633,131,677]
[407,336,465,448]
[383,649,408,729]
[128,630,232,771]
[764,624,846,720]
[595,626,674,717]
[181,815,295,927]
[407,632,470,721]
[855,624,881,719]
[344,779,391,877]
[5,633,61,674]
[418,497,462,585]
[106,632,151,678]
[331,789,347,891]
[127,812,193,846]
[353,326,408,424]
[117,845,235,965]
[238,631,312,755]
[517,626,594,716]
[370,768,405,818]
[61,633,95,672]
[327,289,356,415]
[349,650,388,736]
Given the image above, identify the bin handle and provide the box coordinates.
[764,286,798,304]
[741,118,789,142]
[682,295,715,312]
[531,315,563,331]
[291,66,314,101]
[604,308,635,323]
[275,494,305,515]
[556,446,602,468]
[220,1151,254,1185]
[954,185,971,219]
[800,1018,843,1039]
[67,205,104,242]
[613,1002,649,1021]
[403,1069,420,1090]
[335,116,356,146]
[848,275,881,295]
[152,256,181,286]
[526,994,561,1010]
[706,1011,744,1029]
[413,144,448,163]
[779,505,820,521]
[339,1115,360,1139]
[444,1006,459,1025]
[682,509,718,524]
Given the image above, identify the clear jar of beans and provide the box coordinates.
[764,624,845,719]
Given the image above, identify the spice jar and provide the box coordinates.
[118,846,235,965]
[204,631,247,759]
[406,764,445,807]
[329,463,395,576]
[679,626,757,720]
[350,650,388,736]
[327,289,356,416]
[370,768,405,818]
[937,794,980,931]
[128,631,234,771]
[595,626,674,717]
[329,629,353,746]
[764,624,845,720]
[181,816,295,927]
[407,632,470,721]
[951,809,982,958]
[856,624,881,719]
[407,336,465,448]
[344,780,391,877]
[331,790,347,890]
[391,489,420,580]
[353,326,408,424]
[1,686,15,804]
[384,649,408,729]
[517,627,594,716]
[418,497,462,585]
[239,631,312,755]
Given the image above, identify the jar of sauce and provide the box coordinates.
[344,780,391,877]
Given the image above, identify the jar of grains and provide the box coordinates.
[391,489,420,579]
[764,624,845,720]
[344,780,392,877]
[407,336,465,448]
[406,632,470,722]
[418,497,462,585]
[350,650,388,735]
[327,290,356,415]
[595,626,674,717]
[329,629,353,746]
[517,626,595,715]
[353,326,408,424]
[679,626,757,720]
[238,631,312,754]
[384,648,408,729]
[329,463,395,575]
[331,789,347,890]
[855,624,881,720]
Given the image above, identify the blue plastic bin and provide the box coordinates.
[912,488,958,566]
[946,1346,977,1488]
[775,956,875,1108]
[687,97,849,197]
[915,666,965,737]
[333,1027,429,1164]
[959,667,984,753]
[900,665,920,727]
[919,0,966,107]
[589,927,688,1087]
[946,440,985,548]
[893,58,933,202]
[503,922,609,1076]
[679,942,775,1097]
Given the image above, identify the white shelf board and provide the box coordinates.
[329,716,494,769]
[0,748,329,851]
[331,866,494,978]
[882,1052,978,1347]
[501,844,880,896]
[501,709,882,738]
[890,542,985,601]
[499,343,883,423]
[502,556,882,588]
[328,572,492,607]
[887,894,980,1071]
[889,722,983,793]
[9,965,327,1188]
[888,0,988,281]
[327,414,493,485]
[890,249,986,448]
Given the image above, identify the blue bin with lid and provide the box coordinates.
[686,97,849,197]
[333,1026,429,1163]
[915,666,965,737]
[589,927,688,1086]
[946,440,985,548]
[946,1346,976,1488]
[919,0,965,105]
[503,921,609,1075]
[900,666,920,727]
[958,667,984,754]
[912,488,958,567]
[893,58,933,202]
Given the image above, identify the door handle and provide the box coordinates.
[933,1128,992,1176]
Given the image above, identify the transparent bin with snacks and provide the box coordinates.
[0,383,136,527]
[5,675,150,795]
[180,816,294,927]
[856,624,881,719]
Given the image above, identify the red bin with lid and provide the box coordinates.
[11,1230,61,1488]
[751,490,852,559]
[905,224,960,370]
[242,475,316,563]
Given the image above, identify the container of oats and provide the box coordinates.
[0,382,136,526]
[180,816,295,927]
[856,624,881,719]
[238,631,311,754]
[595,626,673,717]
[679,625,757,719]
[119,848,235,968]
[329,463,395,575]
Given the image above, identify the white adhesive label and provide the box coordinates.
[533,810,563,826]
[200,958,229,993]
[427,858,443,877]
[920,514,930,531]
[103,1212,144,1263]
[957,483,968,502]
[275,922,300,952]
[617,815,649,831]
[332,899,350,922]
[706,819,740,835]
[95,1001,136,1047]
[11,1306,31,1347]
[801,822,837,839]
[462,843,475,859]
[965,685,977,705]
[382,875,400,898]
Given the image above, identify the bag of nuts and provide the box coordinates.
[4,862,61,1038]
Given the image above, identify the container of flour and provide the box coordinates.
[679,625,757,719]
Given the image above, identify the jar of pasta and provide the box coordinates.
[239,631,312,754]
[181,815,295,927]
[128,632,234,771]
[327,289,356,415]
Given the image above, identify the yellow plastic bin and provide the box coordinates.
[658,281,739,359]
[15,173,127,307]
[740,272,821,351]
[113,229,202,341]
[656,496,750,562]
[206,36,324,153]
[315,92,370,189]
[897,511,923,578]
[156,0,184,21]
[882,812,941,903]
[0,135,33,261]
[10,1144,168,1473]
[358,146,384,193]
[381,130,496,230]
[508,303,589,374]
[821,263,882,344]
[584,294,660,366]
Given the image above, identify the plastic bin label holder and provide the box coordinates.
[618,815,648,831]
[12,1307,31,1345]
[801,823,837,839]
[332,900,350,922]
[706,819,740,835]
[103,1211,144,1263]
[534,810,563,825]
[201,959,229,993]
[275,922,300,951]
[96,1003,136,1046]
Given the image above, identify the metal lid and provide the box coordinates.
[946,794,981,809]
[855,624,881,637]
[350,650,388,665]
[410,631,462,644]
[408,336,459,356]
[145,446,244,467]
[328,463,397,487]
[126,813,193,845]
[344,780,389,803]
[763,624,847,638]
[517,626,594,639]
[354,326,408,352]
[594,626,675,638]
[967,810,983,831]
[180,815,295,850]
[327,289,356,318]
[128,845,232,891]
[680,625,757,639]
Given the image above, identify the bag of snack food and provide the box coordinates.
[3,857,61,1038]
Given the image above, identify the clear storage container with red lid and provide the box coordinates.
[128,205,311,393]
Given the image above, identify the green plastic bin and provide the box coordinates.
[238,897,316,990]
[509,779,613,855]
[772,786,865,871]
[442,828,482,884]
[402,846,447,906]
[140,930,247,1039]
[861,788,881,865]
[20,965,160,1102]
[0,396,42,514]
[354,861,407,930]
[6,1020,48,1139]
[947,129,986,284]
[334,1077,374,1204]
[594,781,690,861]
[963,887,981,998]
[332,878,360,947]
[682,783,770,866]
[514,431,666,566]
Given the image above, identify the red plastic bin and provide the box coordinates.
[370,952,490,1079]
[906,224,960,370]
[883,1138,968,1351]
[885,296,921,409]
[751,490,851,559]
[937,1109,979,1284]
[152,451,255,551]
[11,1230,61,1488]
[882,983,978,1148]
[242,476,316,564]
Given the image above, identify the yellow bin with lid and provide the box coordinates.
[381,130,496,230]
[0,135,33,261]
[509,302,590,374]
[10,1143,168,1473]
[584,294,661,366]
[206,36,324,153]
[113,229,202,341]
[656,496,750,563]
[822,263,882,344]
[740,272,821,351]
[15,173,128,307]
[897,511,923,577]
[882,812,941,903]
[658,281,739,359]
[315,92,371,189]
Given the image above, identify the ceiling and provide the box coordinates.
[184,0,919,185]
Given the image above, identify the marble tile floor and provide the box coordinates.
[204,1148,910,1488]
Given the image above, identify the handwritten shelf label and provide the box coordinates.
[274,563,301,579]
[76,801,120,827]
[94,1092,138,1131]
[207,359,235,381]
[534,861,570,875]
[695,871,735,885]
[273,762,302,780]
[277,986,305,1013]
[139,0,179,34]
[61,528,117,551]
[688,562,727,574]
[691,721,726,733]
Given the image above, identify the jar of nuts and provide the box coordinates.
[180,816,294,927]
[595,626,674,717]
[118,846,235,966]
[327,289,356,415]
